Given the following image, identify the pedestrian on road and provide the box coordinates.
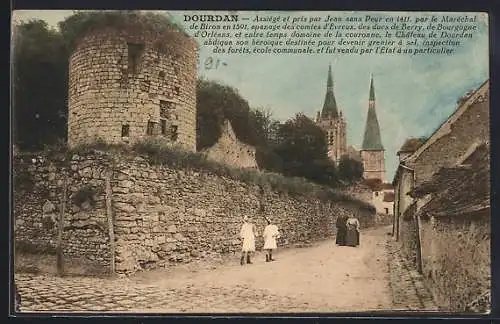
[263,217,280,262]
[240,215,257,265]
[345,214,360,247]
[335,213,348,246]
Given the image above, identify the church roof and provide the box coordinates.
[320,64,339,118]
[361,76,384,151]
[369,77,375,101]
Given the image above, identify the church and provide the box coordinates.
[315,64,386,182]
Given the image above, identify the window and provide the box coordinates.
[385,208,389,214]
[160,119,167,136]
[146,121,155,136]
[127,43,145,74]
[159,71,165,79]
[170,125,178,141]
[121,125,130,137]
[375,192,379,197]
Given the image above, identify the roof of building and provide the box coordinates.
[361,76,384,151]
[398,138,425,154]
[404,80,489,168]
[369,76,375,101]
[383,192,395,202]
[412,143,490,218]
[320,64,339,119]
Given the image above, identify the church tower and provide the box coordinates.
[360,75,385,181]
[315,64,347,164]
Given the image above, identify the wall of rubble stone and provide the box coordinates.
[420,211,490,311]
[14,153,114,273]
[14,151,376,275]
[67,27,197,151]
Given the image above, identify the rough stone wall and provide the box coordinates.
[67,27,197,151]
[412,89,489,186]
[400,216,418,268]
[14,153,113,273]
[342,184,372,205]
[14,152,377,275]
[203,120,258,169]
[395,168,414,240]
[420,211,490,311]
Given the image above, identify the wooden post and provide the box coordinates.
[56,176,67,276]
[105,170,115,275]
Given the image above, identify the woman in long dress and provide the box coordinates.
[345,215,360,247]
[240,216,257,265]
[335,214,348,246]
[263,218,280,262]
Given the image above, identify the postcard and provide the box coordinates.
[11,10,490,314]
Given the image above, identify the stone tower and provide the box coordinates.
[67,22,198,150]
[360,75,385,181]
[315,64,347,164]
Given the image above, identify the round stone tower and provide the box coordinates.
[67,20,198,151]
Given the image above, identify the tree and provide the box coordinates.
[338,155,364,183]
[196,79,266,150]
[273,113,338,186]
[12,20,69,150]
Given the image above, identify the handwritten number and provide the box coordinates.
[204,57,227,70]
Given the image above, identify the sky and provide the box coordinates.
[11,10,489,182]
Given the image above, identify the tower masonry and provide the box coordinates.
[67,23,198,150]
[315,64,347,164]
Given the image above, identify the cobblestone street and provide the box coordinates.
[15,226,438,313]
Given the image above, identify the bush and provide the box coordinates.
[59,11,189,51]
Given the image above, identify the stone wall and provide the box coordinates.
[68,27,197,151]
[14,154,113,273]
[203,120,258,169]
[14,151,377,275]
[411,86,489,186]
[420,211,490,311]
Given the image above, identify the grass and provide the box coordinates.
[14,138,376,212]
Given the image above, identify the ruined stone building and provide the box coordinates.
[392,80,490,312]
[203,120,258,169]
[315,65,347,165]
[67,23,198,151]
[315,69,385,182]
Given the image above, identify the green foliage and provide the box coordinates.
[338,155,364,183]
[196,79,268,150]
[58,10,188,51]
[273,113,339,187]
[12,20,69,150]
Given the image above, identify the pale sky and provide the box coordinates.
[11,10,489,182]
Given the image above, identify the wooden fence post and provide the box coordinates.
[105,170,115,275]
[56,175,67,276]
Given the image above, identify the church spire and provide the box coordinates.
[362,75,384,150]
[320,64,339,118]
[369,74,375,101]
